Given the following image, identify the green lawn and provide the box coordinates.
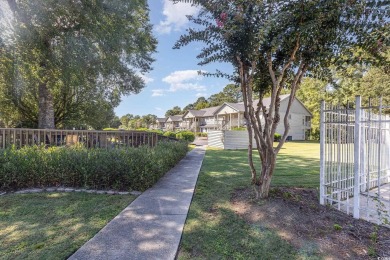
[178,141,320,259]
[0,192,135,260]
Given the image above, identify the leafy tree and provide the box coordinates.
[174,0,387,198]
[165,106,182,117]
[1,0,157,129]
[142,114,158,128]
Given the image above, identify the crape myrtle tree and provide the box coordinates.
[174,0,388,198]
[1,0,156,129]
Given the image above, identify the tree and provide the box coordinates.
[1,0,157,129]
[142,114,158,128]
[174,0,387,198]
[165,106,182,117]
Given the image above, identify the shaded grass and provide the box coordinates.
[0,192,134,260]
[178,141,320,259]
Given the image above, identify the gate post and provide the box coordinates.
[320,100,325,205]
[353,96,361,219]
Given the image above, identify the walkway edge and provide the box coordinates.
[69,146,206,260]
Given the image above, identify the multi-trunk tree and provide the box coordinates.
[0,0,157,129]
[174,0,388,198]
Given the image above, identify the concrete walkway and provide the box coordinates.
[69,146,206,260]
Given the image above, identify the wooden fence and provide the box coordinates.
[0,128,176,149]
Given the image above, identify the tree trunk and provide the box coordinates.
[38,83,55,129]
[258,154,276,199]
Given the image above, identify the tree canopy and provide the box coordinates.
[174,0,388,198]
[0,0,157,129]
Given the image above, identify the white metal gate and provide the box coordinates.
[320,96,390,225]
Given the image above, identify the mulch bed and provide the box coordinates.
[230,187,390,259]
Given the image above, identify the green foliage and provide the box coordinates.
[148,129,164,135]
[102,128,119,131]
[196,132,208,137]
[176,131,195,142]
[163,131,177,138]
[0,141,188,191]
[274,133,282,142]
[231,126,246,131]
[0,0,157,128]
[165,106,183,117]
[333,224,342,231]
[136,128,149,132]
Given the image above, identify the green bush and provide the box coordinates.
[231,126,246,131]
[148,129,164,135]
[274,133,282,142]
[196,132,208,137]
[136,128,149,131]
[176,131,195,142]
[163,131,176,138]
[103,128,119,131]
[0,141,188,192]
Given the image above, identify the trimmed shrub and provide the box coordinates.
[163,131,176,138]
[136,127,149,131]
[196,132,208,137]
[176,131,195,142]
[148,129,164,135]
[231,126,246,131]
[274,133,282,142]
[0,141,188,192]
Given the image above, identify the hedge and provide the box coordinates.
[176,131,195,142]
[0,141,188,191]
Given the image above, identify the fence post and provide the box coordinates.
[320,100,325,205]
[353,96,361,219]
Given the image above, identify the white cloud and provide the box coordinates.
[162,70,206,92]
[137,73,154,84]
[155,0,200,34]
[155,107,162,111]
[151,89,165,97]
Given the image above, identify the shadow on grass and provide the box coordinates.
[178,146,321,259]
[0,193,134,260]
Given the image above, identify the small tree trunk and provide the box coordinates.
[38,83,55,129]
[258,154,276,198]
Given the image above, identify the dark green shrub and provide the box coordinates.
[163,131,176,138]
[176,131,195,142]
[0,141,188,192]
[274,133,282,142]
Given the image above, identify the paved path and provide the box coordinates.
[69,146,206,260]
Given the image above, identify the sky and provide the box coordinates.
[114,0,234,118]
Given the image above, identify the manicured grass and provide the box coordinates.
[178,141,320,259]
[0,192,135,260]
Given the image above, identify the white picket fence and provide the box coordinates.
[320,96,390,225]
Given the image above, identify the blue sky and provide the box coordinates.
[114,0,234,118]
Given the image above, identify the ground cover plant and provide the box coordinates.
[0,192,135,260]
[178,142,390,259]
[0,141,188,191]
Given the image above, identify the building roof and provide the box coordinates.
[156,118,166,123]
[201,106,221,117]
[167,115,183,122]
[187,110,207,117]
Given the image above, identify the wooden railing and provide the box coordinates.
[0,128,177,149]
